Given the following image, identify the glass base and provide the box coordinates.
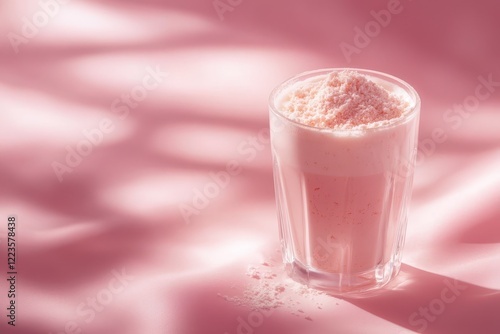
[285,258,401,296]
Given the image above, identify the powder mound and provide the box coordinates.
[281,70,410,129]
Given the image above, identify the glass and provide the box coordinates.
[269,68,420,295]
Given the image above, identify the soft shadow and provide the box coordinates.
[344,264,500,334]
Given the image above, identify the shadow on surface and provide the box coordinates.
[345,264,500,334]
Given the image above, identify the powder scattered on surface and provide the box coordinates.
[280,69,410,129]
[218,259,328,321]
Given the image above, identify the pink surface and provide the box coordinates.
[0,0,499,333]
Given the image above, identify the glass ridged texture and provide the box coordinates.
[269,68,420,295]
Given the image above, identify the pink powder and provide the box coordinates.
[280,70,409,129]
[218,260,330,321]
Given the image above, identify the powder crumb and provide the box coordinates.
[263,272,275,279]
[219,261,329,321]
[280,69,410,129]
[246,266,261,280]
[305,316,313,321]
[217,293,242,306]
[275,286,285,293]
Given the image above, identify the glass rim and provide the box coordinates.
[269,68,421,133]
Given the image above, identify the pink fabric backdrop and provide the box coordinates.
[1,0,499,333]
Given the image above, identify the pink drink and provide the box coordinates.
[269,69,420,294]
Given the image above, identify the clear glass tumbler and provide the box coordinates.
[269,68,420,294]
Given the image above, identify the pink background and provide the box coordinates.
[1,0,500,333]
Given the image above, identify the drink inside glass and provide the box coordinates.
[269,68,420,294]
